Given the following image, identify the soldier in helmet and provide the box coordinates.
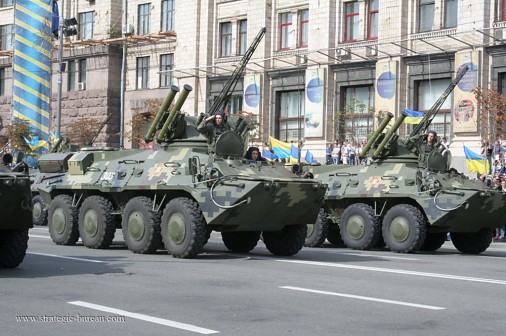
[424,130,437,153]
[197,109,231,151]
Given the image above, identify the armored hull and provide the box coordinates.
[0,172,32,267]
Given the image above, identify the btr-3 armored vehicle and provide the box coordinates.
[306,66,506,254]
[33,28,326,258]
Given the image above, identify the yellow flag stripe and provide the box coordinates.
[32,0,52,10]
[14,80,51,105]
[16,20,51,41]
[15,34,52,59]
[13,94,50,119]
[12,111,50,134]
[17,4,51,28]
[15,50,51,72]
[13,64,51,89]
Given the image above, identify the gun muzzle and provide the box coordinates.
[157,84,193,142]
[145,85,179,143]
[373,113,407,158]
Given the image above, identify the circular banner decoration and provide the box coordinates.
[457,62,477,92]
[306,78,323,103]
[377,71,396,100]
[244,84,260,108]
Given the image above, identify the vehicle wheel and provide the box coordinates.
[263,224,307,256]
[420,232,447,252]
[122,196,162,254]
[327,223,344,246]
[0,229,29,268]
[221,231,261,253]
[78,195,116,249]
[161,197,207,258]
[339,203,381,250]
[48,194,79,245]
[203,228,212,245]
[451,228,494,254]
[382,204,427,253]
[32,195,48,226]
[305,208,329,247]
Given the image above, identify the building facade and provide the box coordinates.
[1,0,506,172]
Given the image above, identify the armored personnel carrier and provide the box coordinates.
[33,28,326,258]
[306,66,506,254]
[0,169,32,267]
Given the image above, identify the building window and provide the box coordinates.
[138,3,151,35]
[78,59,87,89]
[226,95,243,114]
[136,56,149,89]
[220,22,232,57]
[0,24,13,50]
[279,12,292,50]
[160,54,173,87]
[342,86,375,142]
[344,1,360,42]
[444,0,458,28]
[416,78,452,137]
[68,60,76,91]
[299,9,309,48]
[419,0,435,32]
[367,0,379,39]
[0,0,13,8]
[0,68,5,96]
[278,90,305,142]
[238,20,247,55]
[161,0,175,32]
[79,11,94,40]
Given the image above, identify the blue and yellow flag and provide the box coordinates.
[269,136,291,159]
[305,150,317,164]
[463,145,489,174]
[290,145,300,163]
[403,108,425,124]
[262,148,277,161]
[13,0,54,148]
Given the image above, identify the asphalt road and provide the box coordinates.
[2,226,506,336]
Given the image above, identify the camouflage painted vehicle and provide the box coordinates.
[306,65,506,254]
[33,28,326,258]
[0,169,32,268]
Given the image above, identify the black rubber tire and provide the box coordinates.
[382,204,427,253]
[203,228,212,245]
[121,196,162,254]
[48,194,79,245]
[420,232,447,252]
[221,231,261,252]
[32,195,48,226]
[263,224,307,256]
[0,229,29,268]
[305,208,329,247]
[339,203,381,250]
[327,223,345,246]
[78,195,116,249]
[451,228,494,254]
[161,197,207,258]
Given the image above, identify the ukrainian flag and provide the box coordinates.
[290,145,300,163]
[305,150,317,164]
[463,145,489,174]
[404,108,425,124]
[262,148,277,161]
[269,136,291,159]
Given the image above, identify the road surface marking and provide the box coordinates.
[27,252,103,263]
[338,252,421,261]
[29,234,51,239]
[68,301,219,334]
[280,286,445,310]
[277,260,506,285]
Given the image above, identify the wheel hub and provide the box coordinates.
[33,202,42,220]
[390,216,410,242]
[346,214,365,240]
[127,211,145,241]
[83,209,99,237]
[168,213,186,245]
[307,224,314,237]
[52,208,66,234]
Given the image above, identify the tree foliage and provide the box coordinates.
[473,87,506,141]
[66,117,104,146]
[4,118,33,152]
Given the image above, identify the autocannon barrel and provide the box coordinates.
[360,112,393,158]
[373,112,407,158]
[145,85,179,143]
[157,84,193,141]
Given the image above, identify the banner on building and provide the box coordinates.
[304,67,325,137]
[13,0,54,145]
[243,74,262,114]
[375,60,398,124]
[453,51,480,133]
